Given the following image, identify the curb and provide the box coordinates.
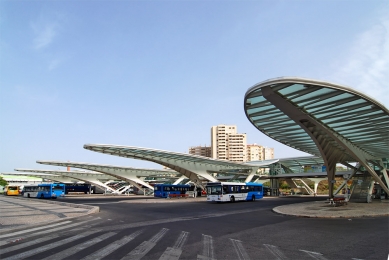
[272,204,389,219]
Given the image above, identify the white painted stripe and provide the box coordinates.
[300,249,328,260]
[149,228,169,243]
[0,221,72,239]
[122,228,169,260]
[158,247,183,260]
[230,239,250,260]
[173,231,189,249]
[82,230,143,260]
[0,234,60,255]
[99,208,267,232]
[263,244,287,260]
[41,232,117,260]
[2,230,100,260]
[158,231,189,260]
[2,218,99,243]
[197,234,216,260]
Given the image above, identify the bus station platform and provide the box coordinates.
[273,199,389,218]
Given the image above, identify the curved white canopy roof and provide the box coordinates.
[244,77,389,196]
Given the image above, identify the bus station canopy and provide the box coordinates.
[244,77,389,195]
[35,161,179,190]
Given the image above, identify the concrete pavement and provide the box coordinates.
[1,194,388,234]
[273,199,389,218]
[0,196,99,230]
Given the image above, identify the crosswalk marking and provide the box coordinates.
[197,234,216,260]
[0,234,60,255]
[2,230,100,260]
[300,249,329,260]
[82,230,143,260]
[41,232,117,260]
[1,218,100,245]
[0,221,72,239]
[230,239,250,260]
[159,231,189,260]
[0,225,368,260]
[122,228,169,260]
[264,244,287,260]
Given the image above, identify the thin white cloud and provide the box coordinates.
[31,22,58,50]
[15,85,58,104]
[48,58,61,70]
[329,10,389,106]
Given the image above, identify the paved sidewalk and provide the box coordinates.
[273,199,389,218]
[0,196,99,229]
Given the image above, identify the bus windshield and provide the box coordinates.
[53,185,65,191]
[207,185,222,195]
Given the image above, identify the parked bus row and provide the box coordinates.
[2,183,104,198]
[153,182,267,203]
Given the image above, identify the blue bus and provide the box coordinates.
[23,183,65,199]
[205,182,263,202]
[65,183,91,194]
[154,184,196,198]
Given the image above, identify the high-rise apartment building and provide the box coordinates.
[246,144,264,161]
[263,147,274,160]
[211,125,247,162]
[247,144,274,161]
[189,146,211,157]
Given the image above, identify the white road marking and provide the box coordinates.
[1,218,100,244]
[300,249,328,260]
[41,232,117,260]
[82,230,143,260]
[197,234,216,260]
[158,231,189,260]
[0,221,72,239]
[0,234,60,255]
[122,228,169,260]
[264,244,287,260]
[230,239,250,260]
[99,208,267,231]
[2,230,100,260]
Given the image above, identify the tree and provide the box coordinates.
[0,176,8,187]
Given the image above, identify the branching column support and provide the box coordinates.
[245,167,259,182]
[262,86,389,198]
[378,160,389,188]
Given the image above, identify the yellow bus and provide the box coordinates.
[5,185,21,196]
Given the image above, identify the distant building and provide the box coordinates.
[211,125,247,162]
[189,146,211,157]
[263,147,274,160]
[246,144,264,161]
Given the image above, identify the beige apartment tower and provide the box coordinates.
[247,144,274,161]
[263,147,274,160]
[189,146,211,157]
[247,144,264,161]
[211,125,247,162]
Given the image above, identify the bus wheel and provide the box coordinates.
[40,194,44,199]
[230,196,235,202]
[252,195,256,202]
[27,194,30,198]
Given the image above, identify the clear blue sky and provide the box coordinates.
[1,0,388,172]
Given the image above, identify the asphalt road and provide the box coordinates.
[1,196,388,260]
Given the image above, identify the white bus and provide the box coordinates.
[205,182,264,203]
